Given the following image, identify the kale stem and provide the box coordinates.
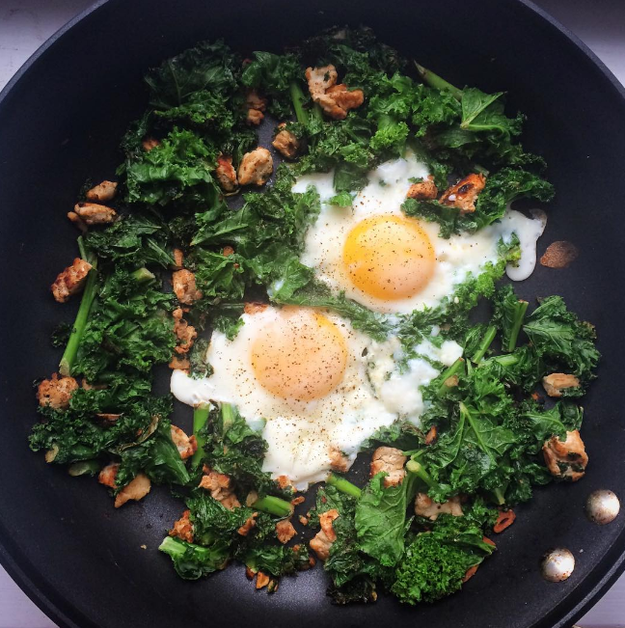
[506,300,529,352]
[312,103,324,123]
[436,357,465,395]
[220,403,235,437]
[191,403,211,468]
[131,267,156,283]
[251,495,293,517]
[493,354,519,367]
[471,325,497,364]
[406,460,436,489]
[59,259,98,376]
[77,235,88,261]
[414,62,463,100]
[327,473,362,498]
[492,486,506,506]
[289,81,308,125]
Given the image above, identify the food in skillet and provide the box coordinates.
[31,27,599,605]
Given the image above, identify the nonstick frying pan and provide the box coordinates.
[1,1,624,626]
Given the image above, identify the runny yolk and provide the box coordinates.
[342,214,436,300]
[251,308,348,401]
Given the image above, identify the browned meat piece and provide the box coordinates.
[172,269,202,305]
[168,356,190,370]
[238,148,273,187]
[329,445,350,473]
[255,572,270,589]
[215,154,238,192]
[66,211,88,233]
[414,493,463,520]
[238,513,258,536]
[37,373,79,409]
[173,308,197,355]
[169,509,194,543]
[406,175,438,200]
[540,241,579,269]
[114,473,151,508]
[199,468,241,510]
[247,108,264,125]
[542,373,580,398]
[244,302,268,315]
[276,519,297,544]
[95,413,121,424]
[86,180,118,202]
[543,429,588,481]
[370,446,407,487]
[245,90,267,126]
[440,173,486,214]
[51,257,92,303]
[170,425,197,460]
[142,137,160,151]
[98,462,119,488]
[305,65,364,120]
[73,202,116,225]
[309,509,339,561]
[172,248,184,270]
[272,123,300,159]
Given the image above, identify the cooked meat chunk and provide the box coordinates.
[114,473,151,508]
[244,302,268,315]
[51,257,92,303]
[255,572,270,589]
[542,373,580,397]
[414,493,464,520]
[66,211,87,233]
[95,413,121,424]
[86,180,118,202]
[172,269,202,305]
[37,373,79,409]
[170,425,197,460]
[172,248,184,270]
[173,308,197,355]
[238,513,258,537]
[543,429,588,481]
[215,154,238,192]
[305,65,363,120]
[329,446,350,473]
[310,509,339,561]
[440,173,486,214]
[276,519,297,544]
[238,147,273,187]
[540,241,579,269]
[199,468,241,509]
[247,108,265,126]
[407,176,438,200]
[168,356,190,370]
[98,462,119,488]
[169,509,194,543]
[370,446,407,487]
[245,89,267,125]
[272,123,300,159]
[73,202,116,225]
[142,137,160,151]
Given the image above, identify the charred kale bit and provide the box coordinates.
[34,26,600,606]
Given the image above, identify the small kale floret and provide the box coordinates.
[158,536,231,580]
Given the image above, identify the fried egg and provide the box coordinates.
[171,305,461,489]
[294,154,546,314]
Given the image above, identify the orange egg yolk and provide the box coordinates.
[342,214,436,300]
[251,308,348,401]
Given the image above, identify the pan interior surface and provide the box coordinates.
[0,1,624,627]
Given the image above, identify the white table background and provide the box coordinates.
[0,1,624,626]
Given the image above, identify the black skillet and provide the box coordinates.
[1,1,624,626]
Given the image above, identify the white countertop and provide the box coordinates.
[1,1,624,626]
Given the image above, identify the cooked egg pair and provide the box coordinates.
[171,154,546,489]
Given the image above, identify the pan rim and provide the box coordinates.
[0,1,624,627]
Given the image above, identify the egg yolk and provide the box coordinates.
[251,308,348,401]
[342,214,436,300]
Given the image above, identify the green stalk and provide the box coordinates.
[471,325,497,364]
[327,473,362,498]
[311,103,324,124]
[436,357,465,395]
[414,62,463,100]
[406,460,436,489]
[492,486,506,506]
[506,300,529,352]
[191,404,211,468]
[220,403,236,436]
[131,267,156,283]
[77,235,88,261]
[59,259,98,376]
[251,495,293,517]
[492,354,519,368]
[290,81,308,125]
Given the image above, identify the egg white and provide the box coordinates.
[294,154,546,314]
[171,306,461,490]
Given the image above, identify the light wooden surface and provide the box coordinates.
[0,1,623,626]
